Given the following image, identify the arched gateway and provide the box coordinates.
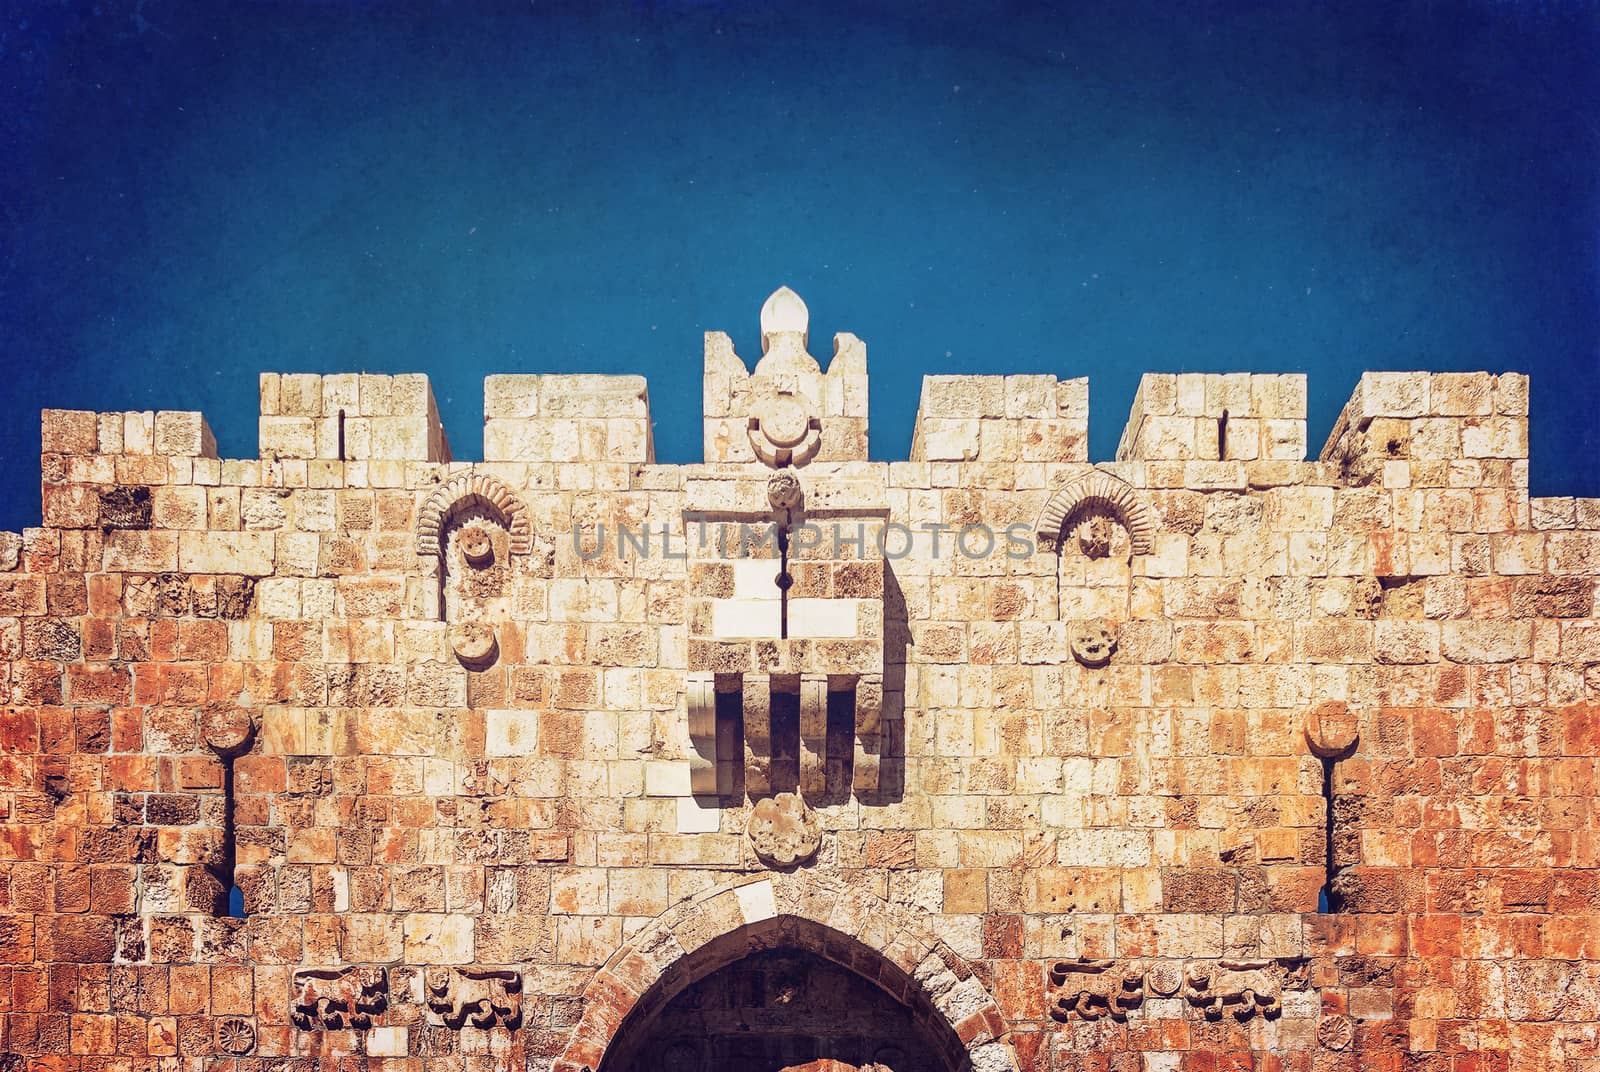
[554,874,1020,1072]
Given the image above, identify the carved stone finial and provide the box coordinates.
[768,471,803,511]
[760,285,809,353]
[747,792,821,868]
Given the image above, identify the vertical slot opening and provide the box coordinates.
[1217,408,1229,460]
[768,688,800,794]
[337,408,347,461]
[1318,755,1342,913]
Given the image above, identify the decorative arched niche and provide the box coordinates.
[416,471,530,666]
[416,471,532,559]
[555,873,1019,1072]
[1034,470,1155,559]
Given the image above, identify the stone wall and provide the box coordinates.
[1,290,1597,1071]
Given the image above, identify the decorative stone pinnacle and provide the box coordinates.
[760,285,809,354]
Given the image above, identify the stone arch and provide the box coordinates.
[554,873,1019,1072]
[1035,470,1155,555]
[415,471,531,558]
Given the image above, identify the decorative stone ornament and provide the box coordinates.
[1318,1014,1356,1051]
[458,525,494,567]
[1305,700,1359,758]
[747,792,822,868]
[749,393,822,467]
[201,707,255,758]
[768,470,803,511]
[425,967,524,1030]
[1035,470,1156,556]
[450,621,497,668]
[416,471,531,558]
[1071,622,1117,668]
[216,1018,256,1055]
[1078,514,1114,559]
[1144,963,1184,998]
[1182,961,1284,1021]
[1047,958,1146,1022]
[290,967,388,1030]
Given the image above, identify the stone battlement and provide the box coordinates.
[4,289,1598,1071]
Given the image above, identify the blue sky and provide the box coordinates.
[2,0,1596,528]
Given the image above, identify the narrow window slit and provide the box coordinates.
[337,408,347,461]
[1218,409,1229,460]
[1318,755,1342,913]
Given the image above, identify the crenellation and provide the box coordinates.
[4,290,1598,1071]
[1118,372,1307,469]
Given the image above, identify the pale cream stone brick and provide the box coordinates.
[486,710,539,756]
[279,373,322,416]
[123,411,155,455]
[1360,371,1429,418]
[258,417,317,459]
[919,418,981,461]
[359,374,392,415]
[177,531,275,575]
[259,373,281,416]
[403,913,473,963]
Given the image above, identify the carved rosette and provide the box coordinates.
[1318,1014,1355,1050]
[747,792,822,868]
[215,1017,256,1055]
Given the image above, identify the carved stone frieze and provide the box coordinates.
[1182,959,1295,1021]
[425,967,524,1030]
[290,967,388,1030]
[1047,958,1145,1022]
[1045,957,1306,1024]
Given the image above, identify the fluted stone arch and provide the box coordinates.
[554,873,1019,1072]
[1035,469,1155,555]
[415,471,531,558]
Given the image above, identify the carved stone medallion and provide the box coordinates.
[1071,622,1117,668]
[216,1017,256,1055]
[1077,514,1115,559]
[1318,1013,1355,1050]
[747,792,821,868]
[768,470,803,511]
[1144,963,1183,998]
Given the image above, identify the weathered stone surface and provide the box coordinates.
[747,792,822,868]
[3,301,1594,1072]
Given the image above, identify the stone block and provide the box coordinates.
[42,410,100,455]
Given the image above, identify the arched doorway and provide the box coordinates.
[554,875,1018,1072]
[597,945,946,1072]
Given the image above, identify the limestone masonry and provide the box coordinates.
[3,288,1598,1072]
